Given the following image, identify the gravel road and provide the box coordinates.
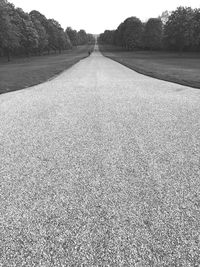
[0,47,200,266]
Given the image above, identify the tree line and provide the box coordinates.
[98,6,200,52]
[0,0,95,61]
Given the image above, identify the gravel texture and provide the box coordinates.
[0,47,200,266]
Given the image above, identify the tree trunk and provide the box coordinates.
[26,49,30,57]
[7,50,10,62]
[179,44,183,55]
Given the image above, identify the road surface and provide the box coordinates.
[0,47,200,266]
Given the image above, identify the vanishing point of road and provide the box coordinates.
[0,46,200,266]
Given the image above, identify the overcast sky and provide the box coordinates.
[10,0,200,34]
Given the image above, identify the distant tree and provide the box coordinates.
[163,6,194,52]
[143,18,163,50]
[87,33,95,44]
[123,17,143,50]
[98,6,200,52]
[57,29,72,52]
[66,27,78,46]
[63,31,73,49]
[30,11,48,54]
[15,8,39,56]
[191,8,200,51]
[45,19,60,52]
[99,30,115,44]
[0,0,20,60]
[29,10,49,33]
[0,0,95,60]
[99,17,143,50]
[45,19,72,53]
[29,10,52,53]
[77,29,88,45]
[115,22,126,47]
[66,27,94,47]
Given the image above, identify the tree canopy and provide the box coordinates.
[143,18,162,50]
[99,6,200,52]
[0,0,95,60]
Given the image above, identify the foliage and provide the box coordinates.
[66,27,78,46]
[15,8,39,55]
[0,0,20,60]
[143,18,163,50]
[163,7,194,51]
[99,16,144,50]
[99,6,200,53]
[123,17,143,49]
[192,9,200,51]
[66,27,95,46]
[0,0,94,60]
[30,11,48,54]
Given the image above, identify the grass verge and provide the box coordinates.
[99,45,200,89]
[0,45,93,94]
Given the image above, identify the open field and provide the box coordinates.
[0,45,93,94]
[99,45,200,89]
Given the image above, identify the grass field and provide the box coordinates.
[0,45,93,94]
[99,45,200,89]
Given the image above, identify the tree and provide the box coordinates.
[45,19,59,52]
[0,0,20,60]
[123,17,143,50]
[57,29,72,52]
[77,29,88,45]
[29,10,53,53]
[0,0,90,60]
[143,18,163,50]
[30,11,48,54]
[163,6,194,52]
[98,30,115,44]
[99,17,143,50]
[190,9,200,51]
[15,8,39,56]
[115,22,126,47]
[66,27,78,46]
[87,33,95,44]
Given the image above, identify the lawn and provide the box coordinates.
[0,45,93,94]
[99,45,200,89]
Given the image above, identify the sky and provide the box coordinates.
[10,0,200,34]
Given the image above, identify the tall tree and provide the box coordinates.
[143,18,163,50]
[0,0,20,60]
[87,33,95,44]
[191,9,200,51]
[115,22,126,47]
[77,29,88,45]
[0,0,91,60]
[30,11,48,54]
[15,8,39,56]
[99,30,115,44]
[57,29,72,52]
[123,17,143,50]
[46,19,60,52]
[163,6,194,52]
[66,27,78,46]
